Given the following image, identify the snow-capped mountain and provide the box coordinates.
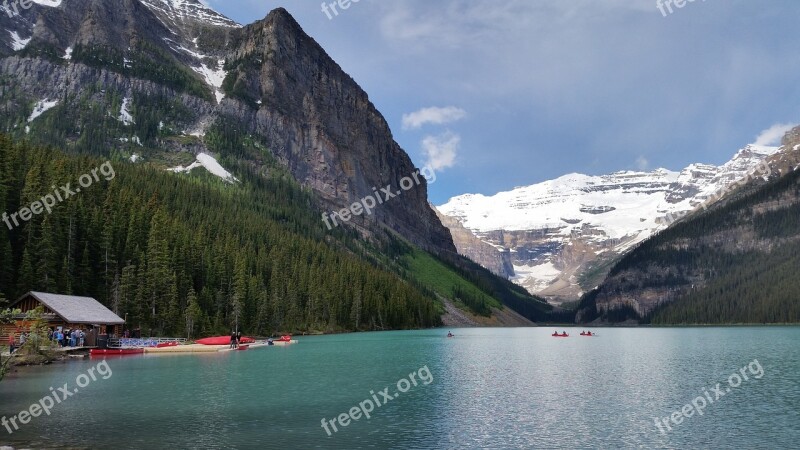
[139,0,240,28]
[437,144,782,302]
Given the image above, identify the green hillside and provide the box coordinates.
[578,166,800,324]
[0,135,446,335]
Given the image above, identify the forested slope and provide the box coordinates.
[0,135,444,335]
[576,163,800,324]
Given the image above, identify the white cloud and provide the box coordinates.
[402,106,466,130]
[422,131,460,171]
[635,156,649,171]
[752,123,796,146]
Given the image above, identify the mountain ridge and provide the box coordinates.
[438,142,785,302]
[575,129,800,324]
[0,1,455,254]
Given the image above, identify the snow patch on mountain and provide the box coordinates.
[8,31,31,51]
[31,0,62,6]
[118,97,135,125]
[28,99,58,123]
[191,59,227,103]
[139,0,241,28]
[168,152,237,183]
[512,262,561,292]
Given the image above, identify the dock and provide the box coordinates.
[141,340,297,354]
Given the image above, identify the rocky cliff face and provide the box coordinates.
[435,209,513,277]
[0,2,454,253]
[438,144,785,303]
[224,11,454,251]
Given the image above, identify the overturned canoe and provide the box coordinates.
[90,348,145,356]
[196,336,255,346]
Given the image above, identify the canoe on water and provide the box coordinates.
[196,336,255,346]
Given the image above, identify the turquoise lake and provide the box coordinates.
[1,327,798,449]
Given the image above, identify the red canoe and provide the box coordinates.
[551,334,569,338]
[90,348,145,356]
[237,345,249,351]
[156,342,180,348]
[196,336,255,346]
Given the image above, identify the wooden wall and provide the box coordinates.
[15,295,56,315]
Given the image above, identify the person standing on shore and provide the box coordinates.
[8,332,15,354]
[230,331,237,349]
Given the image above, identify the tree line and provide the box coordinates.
[0,135,442,337]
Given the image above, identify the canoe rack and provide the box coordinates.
[108,337,188,348]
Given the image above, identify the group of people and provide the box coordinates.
[7,331,27,353]
[49,327,87,347]
[122,329,142,339]
[229,331,243,349]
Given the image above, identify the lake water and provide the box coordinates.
[0,327,798,449]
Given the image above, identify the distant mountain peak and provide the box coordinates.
[266,7,299,23]
[139,0,240,28]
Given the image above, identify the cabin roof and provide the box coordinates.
[12,291,125,325]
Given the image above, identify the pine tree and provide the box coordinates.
[17,247,35,296]
[185,286,201,339]
[145,209,171,324]
[350,289,362,330]
[38,215,58,292]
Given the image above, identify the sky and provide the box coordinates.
[205,0,800,204]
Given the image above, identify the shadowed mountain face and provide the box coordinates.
[0,1,454,254]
